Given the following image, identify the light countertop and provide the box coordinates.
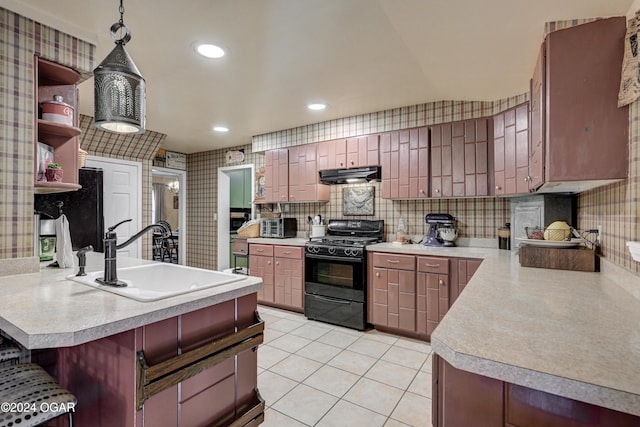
[367,243,640,416]
[247,237,308,246]
[0,252,261,349]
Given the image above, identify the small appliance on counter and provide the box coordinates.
[36,213,57,261]
[260,217,297,238]
[423,213,458,247]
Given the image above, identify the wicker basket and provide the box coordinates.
[238,222,260,238]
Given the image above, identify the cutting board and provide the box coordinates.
[519,246,598,272]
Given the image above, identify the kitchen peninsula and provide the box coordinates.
[369,243,640,426]
[0,253,264,426]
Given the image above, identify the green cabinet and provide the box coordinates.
[229,169,252,208]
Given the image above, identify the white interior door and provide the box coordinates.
[86,156,142,258]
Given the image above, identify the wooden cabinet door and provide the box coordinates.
[494,103,529,195]
[408,127,429,198]
[287,145,301,202]
[371,267,389,326]
[249,251,274,303]
[264,149,288,202]
[371,266,415,331]
[346,134,380,168]
[418,272,448,336]
[274,246,304,309]
[381,132,400,198]
[529,44,545,191]
[318,139,346,170]
[431,123,453,197]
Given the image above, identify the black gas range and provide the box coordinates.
[304,219,384,330]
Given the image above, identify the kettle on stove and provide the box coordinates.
[423,213,458,247]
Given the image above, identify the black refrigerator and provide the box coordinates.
[34,167,105,252]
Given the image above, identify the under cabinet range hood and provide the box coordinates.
[319,166,381,184]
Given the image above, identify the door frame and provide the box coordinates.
[217,164,255,271]
[152,166,187,264]
[86,155,143,258]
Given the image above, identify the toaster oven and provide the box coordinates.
[260,218,297,238]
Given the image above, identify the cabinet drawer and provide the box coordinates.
[417,256,449,274]
[249,244,273,257]
[274,245,303,259]
[372,253,415,270]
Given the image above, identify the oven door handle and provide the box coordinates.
[311,294,352,305]
[305,253,363,263]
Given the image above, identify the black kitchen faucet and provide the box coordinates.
[97,219,170,287]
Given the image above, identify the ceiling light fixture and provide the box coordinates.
[93,0,146,134]
[195,43,226,59]
[308,103,327,111]
[213,126,229,132]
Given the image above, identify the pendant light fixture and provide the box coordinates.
[94,0,146,134]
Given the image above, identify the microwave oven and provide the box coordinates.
[260,218,297,238]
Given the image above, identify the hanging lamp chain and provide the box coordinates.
[119,0,125,25]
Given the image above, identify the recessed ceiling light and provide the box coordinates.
[195,43,225,59]
[308,103,327,111]
[213,126,229,132]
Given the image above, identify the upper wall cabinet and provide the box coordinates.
[318,135,380,170]
[34,57,81,194]
[381,127,429,199]
[430,119,489,198]
[264,148,289,202]
[493,103,530,195]
[288,143,330,202]
[529,17,629,193]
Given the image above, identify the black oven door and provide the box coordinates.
[304,253,365,302]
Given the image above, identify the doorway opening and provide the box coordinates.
[217,164,255,271]
[152,167,187,265]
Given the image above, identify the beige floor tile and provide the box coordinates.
[269,318,306,333]
[289,323,331,340]
[262,408,307,427]
[272,384,338,426]
[394,337,432,354]
[390,392,432,427]
[347,337,393,358]
[258,306,289,318]
[260,313,285,325]
[421,354,433,373]
[263,328,285,344]
[303,364,360,397]
[258,370,298,407]
[268,333,313,353]
[295,341,342,363]
[317,400,388,427]
[363,330,400,345]
[365,359,418,390]
[343,377,404,416]
[407,371,432,398]
[384,419,411,427]
[327,350,377,376]
[381,346,428,370]
[331,325,365,336]
[258,344,290,369]
[270,353,323,382]
[318,330,360,349]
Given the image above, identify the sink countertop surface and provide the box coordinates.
[0,252,261,349]
[368,243,640,416]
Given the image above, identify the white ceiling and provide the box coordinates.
[3,0,634,154]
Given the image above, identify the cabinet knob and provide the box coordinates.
[376,272,380,277]
[495,186,501,190]
[435,188,440,194]
[525,175,532,182]
[339,161,344,166]
[439,279,445,286]
[350,160,354,165]
[276,261,279,265]
[267,261,271,265]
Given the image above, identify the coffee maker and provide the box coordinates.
[423,213,458,247]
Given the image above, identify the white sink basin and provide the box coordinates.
[68,263,245,302]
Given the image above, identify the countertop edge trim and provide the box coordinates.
[431,338,640,417]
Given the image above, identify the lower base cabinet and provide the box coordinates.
[433,354,640,427]
[33,294,263,427]
[368,252,481,340]
[250,243,304,311]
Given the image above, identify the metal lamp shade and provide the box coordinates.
[94,43,146,134]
